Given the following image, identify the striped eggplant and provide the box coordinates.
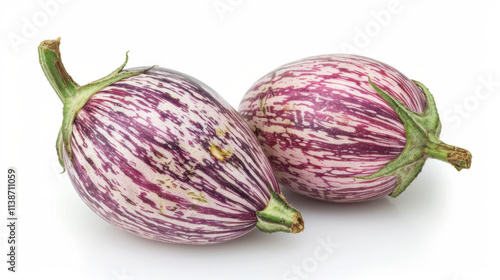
[39,38,303,245]
[238,54,472,202]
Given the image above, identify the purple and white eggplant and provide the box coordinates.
[39,38,303,244]
[238,54,471,202]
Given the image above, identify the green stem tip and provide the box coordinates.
[424,134,472,171]
[256,190,304,234]
[38,37,79,103]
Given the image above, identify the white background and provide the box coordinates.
[1,0,499,279]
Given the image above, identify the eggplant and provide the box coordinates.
[39,38,303,244]
[238,54,471,202]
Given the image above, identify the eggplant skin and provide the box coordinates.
[238,54,427,202]
[64,67,280,244]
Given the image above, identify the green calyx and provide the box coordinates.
[357,78,472,197]
[256,189,304,234]
[38,38,154,171]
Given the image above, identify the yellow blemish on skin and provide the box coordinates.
[260,95,267,114]
[209,143,232,161]
[157,178,174,189]
[216,128,226,137]
[186,191,208,203]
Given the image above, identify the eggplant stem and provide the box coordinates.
[256,190,304,234]
[424,134,472,171]
[38,38,79,103]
